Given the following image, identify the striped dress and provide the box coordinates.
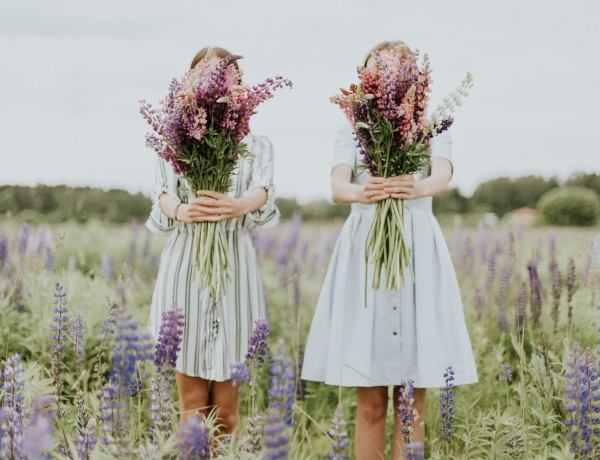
[146,134,279,381]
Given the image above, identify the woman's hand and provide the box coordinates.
[357,177,390,204]
[383,175,420,200]
[179,191,244,223]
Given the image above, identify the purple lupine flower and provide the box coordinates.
[527,260,544,327]
[0,235,8,275]
[549,228,556,261]
[110,309,154,397]
[71,313,85,376]
[516,282,528,330]
[397,379,416,445]
[263,408,290,459]
[23,395,55,459]
[476,221,488,263]
[94,302,120,400]
[550,259,563,334]
[567,257,577,327]
[1,354,28,459]
[150,371,172,436]
[462,235,474,276]
[230,362,250,387]
[268,342,296,427]
[154,306,185,371]
[565,343,598,454]
[247,317,270,366]
[497,271,509,333]
[75,390,96,459]
[498,363,513,382]
[404,442,425,460]
[486,252,496,289]
[116,279,126,306]
[17,221,29,263]
[45,247,54,273]
[473,284,485,322]
[178,414,211,460]
[51,283,69,417]
[327,404,349,460]
[101,380,130,457]
[438,366,456,443]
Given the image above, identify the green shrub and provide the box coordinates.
[537,186,600,226]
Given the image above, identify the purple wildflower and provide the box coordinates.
[23,395,55,459]
[404,442,425,460]
[438,366,456,443]
[527,260,544,327]
[0,235,8,276]
[101,380,130,457]
[17,222,29,263]
[516,282,528,330]
[268,342,296,427]
[178,413,211,460]
[550,259,563,334]
[75,390,96,459]
[230,362,250,387]
[110,309,154,397]
[397,379,416,445]
[327,404,349,460]
[567,257,577,327]
[10,275,25,311]
[498,363,513,382]
[1,354,28,459]
[150,371,172,436]
[263,408,290,459]
[154,305,185,371]
[486,252,496,289]
[247,317,270,368]
[565,343,598,454]
[51,283,69,417]
[45,247,54,273]
[497,271,509,333]
[71,313,85,376]
[93,302,119,400]
[295,344,306,402]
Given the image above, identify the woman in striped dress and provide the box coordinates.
[146,47,279,436]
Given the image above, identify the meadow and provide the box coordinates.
[0,215,599,459]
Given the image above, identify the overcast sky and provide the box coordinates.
[1,0,598,202]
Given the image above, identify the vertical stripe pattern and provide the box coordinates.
[146,134,280,381]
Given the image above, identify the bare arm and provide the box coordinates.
[331,165,390,204]
[159,188,268,223]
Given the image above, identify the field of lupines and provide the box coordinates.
[1,215,600,459]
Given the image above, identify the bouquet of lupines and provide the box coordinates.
[331,46,472,291]
[140,54,292,300]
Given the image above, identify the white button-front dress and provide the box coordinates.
[146,134,279,381]
[301,125,478,388]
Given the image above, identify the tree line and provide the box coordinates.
[0,173,598,224]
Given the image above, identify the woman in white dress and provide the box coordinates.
[301,41,478,459]
[146,47,279,436]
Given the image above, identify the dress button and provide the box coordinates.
[393,331,398,336]
[392,305,398,310]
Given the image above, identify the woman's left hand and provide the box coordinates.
[383,175,421,200]
[194,190,244,221]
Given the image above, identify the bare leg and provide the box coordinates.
[175,370,210,423]
[355,386,388,460]
[391,386,426,459]
[209,379,241,437]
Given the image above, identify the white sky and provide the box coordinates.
[1,0,598,202]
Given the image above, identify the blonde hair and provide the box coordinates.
[364,40,412,66]
[190,46,235,69]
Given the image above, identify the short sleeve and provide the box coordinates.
[430,130,453,164]
[331,124,357,171]
[145,157,179,234]
[244,135,280,230]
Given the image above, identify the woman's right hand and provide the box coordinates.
[357,177,390,204]
[176,197,223,223]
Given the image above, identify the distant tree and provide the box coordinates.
[470,175,559,217]
[565,173,600,197]
[537,186,600,226]
[433,188,469,214]
[275,197,301,220]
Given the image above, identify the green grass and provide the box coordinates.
[0,217,599,458]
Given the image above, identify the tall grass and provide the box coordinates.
[0,216,599,458]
